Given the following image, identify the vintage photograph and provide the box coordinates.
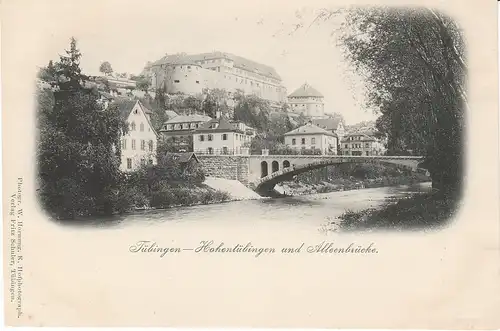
[35,5,465,231]
[4,0,499,328]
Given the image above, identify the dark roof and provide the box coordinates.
[152,51,281,80]
[288,83,323,98]
[164,114,212,124]
[111,99,156,136]
[341,132,377,142]
[166,152,199,163]
[194,116,241,133]
[114,99,138,120]
[312,118,342,131]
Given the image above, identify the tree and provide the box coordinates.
[37,38,128,219]
[99,61,113,76]
[333,7,466,195]
[136,76,151,93]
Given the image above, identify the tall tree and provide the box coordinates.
[37,38,127,219]
[333,7,466,194]
[99,61,113,76]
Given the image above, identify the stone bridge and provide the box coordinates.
[198,155,425,196]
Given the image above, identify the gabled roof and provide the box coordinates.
[114,99,138,120]
[284,123,336,137]
[112,99,157,136]
[166,152,200,163]
[151,51,281,80]
[312,118,343,131]
[164,114,212,124]
[288,83,323,98]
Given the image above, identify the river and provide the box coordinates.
[68,182,433,232]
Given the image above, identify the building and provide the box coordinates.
[287,83,325,118]
[163,152,200,172]
[284,122,338,155]
[311,117,346,145]
[148,52,287,104]
[159,113,212,151]
[115,99,158,171]
[192,115,256,155]
[340,132,386,156]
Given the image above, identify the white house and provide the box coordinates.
[311,117,346,145]
[284,122,338,155]
[340,131,386,156]
[115,99,158,171]
[192,115,256,155]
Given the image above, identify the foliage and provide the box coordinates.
[336,7,466,194]
[36,38,127,219]
[99,61,113,76]
[136,75,151,93]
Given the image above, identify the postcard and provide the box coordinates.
[2,0,499,328]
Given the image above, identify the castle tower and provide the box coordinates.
[287,82,325,118]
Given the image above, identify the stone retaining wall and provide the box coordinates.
[198,155,250,185]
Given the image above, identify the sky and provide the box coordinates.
[29,0,378,125]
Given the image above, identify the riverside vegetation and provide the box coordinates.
[278,163,430,196]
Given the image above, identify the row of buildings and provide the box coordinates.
[114,96,385,172]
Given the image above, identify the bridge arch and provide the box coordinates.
[271,161,279,173]
[253,156,425,196]
[260,161,268,178]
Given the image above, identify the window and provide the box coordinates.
[149,140,154,152]
[180,124,183,129]
[365,143,370,148]
[131,139,136,150]
[141,140,145,150]
[131,122,136,131]
[196,80,200,84]
[207,147,213,154]
[222,146,228,154]
[127,158,132,169]
[140,123,144,132]
[235,134,238,140]
[174,80,180,83]
[311,138,316,145]
[134,109,138,114]
[199,135,204,141]
[345,144,348,148]
[140,159,146,166]
[222,134,228,140]
[292,138,296,145]
[208,134,213,141]
[167,124,173,130]
[121,139,127,150]
[301,138,305,145]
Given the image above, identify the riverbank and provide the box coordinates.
[276,173,430,196]
[336,189,461,231]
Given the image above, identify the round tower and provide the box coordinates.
[165,62,203,95]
